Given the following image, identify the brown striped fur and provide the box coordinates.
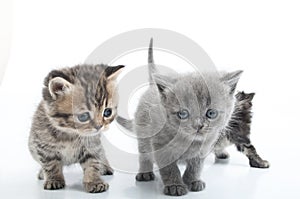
[28,64,124,193]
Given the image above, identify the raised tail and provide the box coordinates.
[116,116,134,131]
[148,38,157,82]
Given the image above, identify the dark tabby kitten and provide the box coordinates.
[28,64,124,193]
[214,91,270,168]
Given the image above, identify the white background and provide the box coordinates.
[0,0,300,198]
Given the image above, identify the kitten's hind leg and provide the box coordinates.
[236,144,270,168]
[214,149,230,160]
[38,168,44,180]
[136,138,155,181]
[99,156,114,176]
[214,136,231,162]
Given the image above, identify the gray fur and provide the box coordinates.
[116,40,242,196]
[28,64,124,193]
[214,91,270,168]
[148,38,157,83]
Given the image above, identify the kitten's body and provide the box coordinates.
[117,40,242,196]
[214,91,269,168]
[29,64,123,193]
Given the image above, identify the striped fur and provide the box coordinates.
[214,91,270,168]
[28,64,124,193]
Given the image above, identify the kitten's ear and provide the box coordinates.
[48,77,72,100]
[236,91,254,101]
[221,70,243,94]
[104,65,125,80]
[248,93,255,100]
[152,74,175,97]
[245,92,255,101]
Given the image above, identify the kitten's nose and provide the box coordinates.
[95,125,102,131]
[193,118,204,130]
[197,124,204,131]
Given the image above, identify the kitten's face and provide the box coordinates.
[235,91,254,109]
[154,71,242,141]
[43,65,124,136]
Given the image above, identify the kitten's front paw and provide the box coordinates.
[136,172,155,181]
[250,159,270,168]
[101,166,114,175]
[44,179,65,190]
[163,184,188,196]
[187,180,206,192]
[84,181,109,193]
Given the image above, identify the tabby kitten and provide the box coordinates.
[117,40,242,196]
[28,64,124,193]
[214,91,270,168]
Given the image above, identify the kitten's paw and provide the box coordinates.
[38,169,44,180]
[187,180,206,192]
[101,166,114,175]
[44,179,65,190]
[136,172,155,181]
[215,151,230,159]
[163,184,188,196]
[250,159,270,168]
[84,181,109,193]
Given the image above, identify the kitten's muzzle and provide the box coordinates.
[95,125,103,131]
[195,125,204,133]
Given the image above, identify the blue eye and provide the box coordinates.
[103,108,112,117]
[177,109,189,119]
[77,112,90,122]
[206,109,218,119]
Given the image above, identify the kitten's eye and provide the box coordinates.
[77,112,90,122]
[206,109,218,119]
[177,109,189,119]
[103,108,112,118]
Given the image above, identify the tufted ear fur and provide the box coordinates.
[221,70,243,94]
[48,77,72,100]
[104,65,125,81]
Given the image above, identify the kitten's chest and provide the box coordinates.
[182,134,220,159]
[59,142,81,165]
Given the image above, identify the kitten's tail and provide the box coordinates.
[116,116,134,131]
[148,38,157,82]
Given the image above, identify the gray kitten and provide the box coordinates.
[117,39,242,196]
[28,64,124,193]
[214,91,270,168]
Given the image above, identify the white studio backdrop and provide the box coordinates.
[0,0,300,198]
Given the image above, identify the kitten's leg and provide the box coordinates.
[214,149,230,159]
[42,160,65,190]
[136,138,155,181]
[214,136,231,160]
[158,162,188,196]
[80,156,109,193]
[99,156,114,176]
[182,157,206,192]
[38,168,44,180]
[236,144,270,168]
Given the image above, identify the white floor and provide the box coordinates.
[0,147,298,199]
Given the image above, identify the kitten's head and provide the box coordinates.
[42,64,124,136]
[153,70,242,141]
[235,91,255,109]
